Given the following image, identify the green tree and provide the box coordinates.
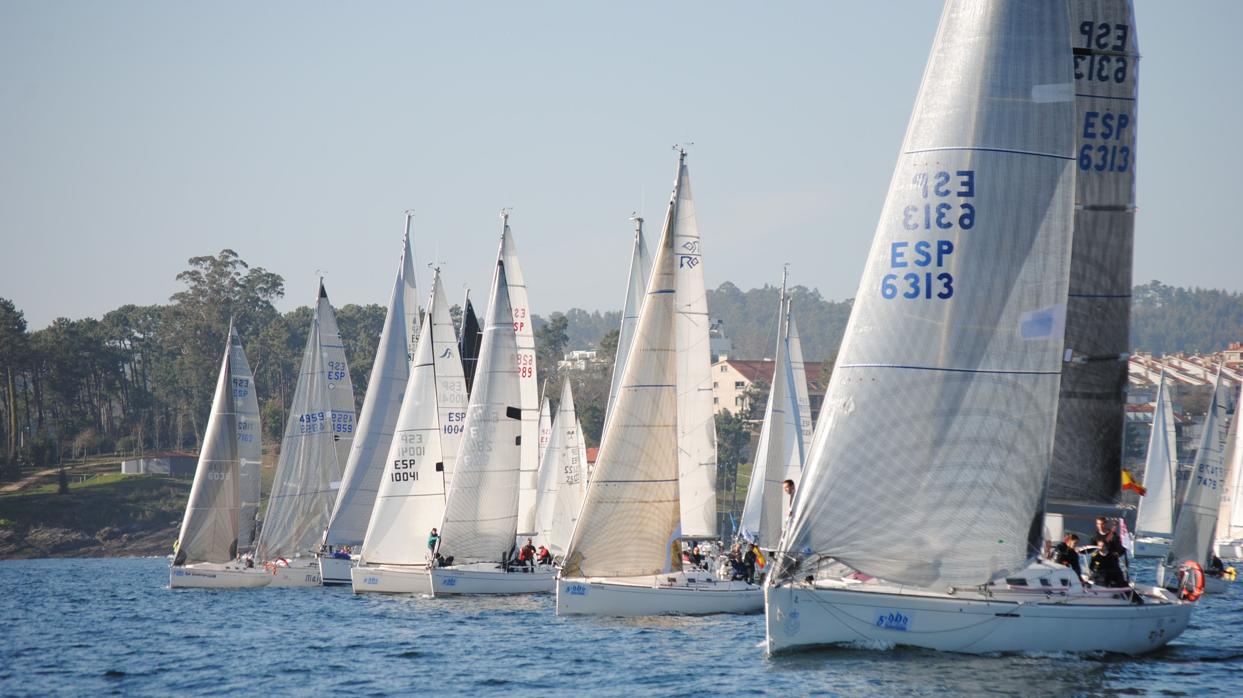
[535,312,570,385]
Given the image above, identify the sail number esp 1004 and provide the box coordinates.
[881,170,971,301]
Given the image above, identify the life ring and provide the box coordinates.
[1176,561,1205,601]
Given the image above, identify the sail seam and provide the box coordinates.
[904,146,1074,161]
[838,363,1060,376]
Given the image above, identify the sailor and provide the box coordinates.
[1089,517,1128,587]
[519,538,537,567]
[782,479,796,519]
[537,545,552,565]
[1052,533,1083,579]
[427,528,440,553]
[1208,554,1226,577]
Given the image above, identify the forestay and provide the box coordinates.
[562,184,682,579]
[324,229,419,548]
[779,0,1076,589]
[228,324,262,553]
[1135,374,1177,538]
[438,261,523,565]
[359,271,467,566]
[176,339,241,565]
[497,217,541,537]
[1165,373,1229,570]
[316,282,357,475]
[671,153,718,539]
[1048,0,1140,505]
[535,380,586,555]
[257,315,342,561]
[605,217,651,431]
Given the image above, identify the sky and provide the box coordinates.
[1,1,1240,330]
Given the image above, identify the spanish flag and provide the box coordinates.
[1122,469,1147,496]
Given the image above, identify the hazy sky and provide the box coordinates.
[2,1,1239,330]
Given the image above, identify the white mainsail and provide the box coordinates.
[497,215,541,537]
[324,229,419,548]
[175,336,241,565]
[671,153,718,539]
[605,216,652,431]
[256,314,342,562]
[437,260,523,565]
[785,307,813,479]
[577,417,588,494]
[537,396,552,467]
[359,270,466,566]
[228,323,262,552]
[562,170,683,579]
[1135,374,1178,538]
[1216,382,1243,542]
[1164,372,1229,572]
[778,0,1076,589]
[316,281,357,476]
[535,380,586,556]
[739,278,802,548]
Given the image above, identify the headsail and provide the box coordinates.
[779,0,1076,589]
[1164,372,1229,572]
[228,323,262,553]
[359,270,466,566]
[175,337,241,565]
[562,169,683,579]
[1217,382,1243,542]
[535,380,586,556]
[605,216,652,431]
[1047,0,1140,506]
[256,314,342,561]
[1135,374,1178,538]
[537,396,552,467]
[316,281,357,476]
[324,229,419,548]
[785,305,813,478]
[437,261,523,565]
[671,152,718,539]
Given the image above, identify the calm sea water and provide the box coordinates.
[1,557,1240,696]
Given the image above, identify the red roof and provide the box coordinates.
[585,447,598,464]
[721,359,828,386]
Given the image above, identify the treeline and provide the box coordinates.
[1130,281,1243,354]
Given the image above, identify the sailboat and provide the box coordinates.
[351,268,466,595]
[429,255,555,595]
[320,221,420,585]
[534,379,586,558]
[1215,381,1243,560]
[738,270,806,551]
[604,215,651,431]
[1133,373,1178,558]
[171,325,270,589]
[252,290,348,587]
[557,151,762,616]
[765,0,1192,655]
[1159,373,1236,593]
[230,325,264,558]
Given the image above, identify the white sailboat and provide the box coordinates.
[738,271,804,550]
[229,324,263,557]
[497,214,541,540]
[1215,380,1243,560]
[557,151,762,616]
[320,221,420,585]
[1159,373,1235,593]
[253,302,344,587]
[171,327,270,589]
[604,215,651,431]
[429,256,554,595]
[1134,373,1178,558]
[766,0,1192,655]
[351,269,466,595]
[534,379,586,557]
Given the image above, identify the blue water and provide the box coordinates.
[1,557,1241,697]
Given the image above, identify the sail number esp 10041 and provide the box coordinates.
[881,170,972,301]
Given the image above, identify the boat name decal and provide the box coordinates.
[875,611,910,632]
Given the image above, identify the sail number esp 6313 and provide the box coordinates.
[881,170,972,301]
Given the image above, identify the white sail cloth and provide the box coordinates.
[498,220,541,537]
[325,229,419,548]
[176,337,241,565]
[359,271,466,566]
[535,380,586,556]
[1165,373,1230,569]
[256,314,342,561]
[228,324,262,552]
[780,0,1076,589]
[784,310,813,482]
[316,282,357,473]
[605,219,651,431]
[562,174,683,579]
[1217,383,1243,542]
[437,261,523,565]
[1135,375,1177,538]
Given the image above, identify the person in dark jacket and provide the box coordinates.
[1052,533,1082,579]
[1089,517,1128,587]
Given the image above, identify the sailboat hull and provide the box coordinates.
[429,563,555,596]
[1215,540,1243,561]
[318,555,357,586]
[169,563,271,589]
[1134,537,1171,559]
[765,582,1191,655]
[351,564,432,595]
[264,558,322,587]
[556,574,763,616]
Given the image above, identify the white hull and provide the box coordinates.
[429,563,555,596]
[556,573,763,616]
[1133,537,1171,559]
[264,558,323,588]
[1204,574,1233,595]
[169,562,271,589]
[765,569,1191,655]
[351,564,432,595]
[1215,539,1243,561]
[319,555,357,586]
